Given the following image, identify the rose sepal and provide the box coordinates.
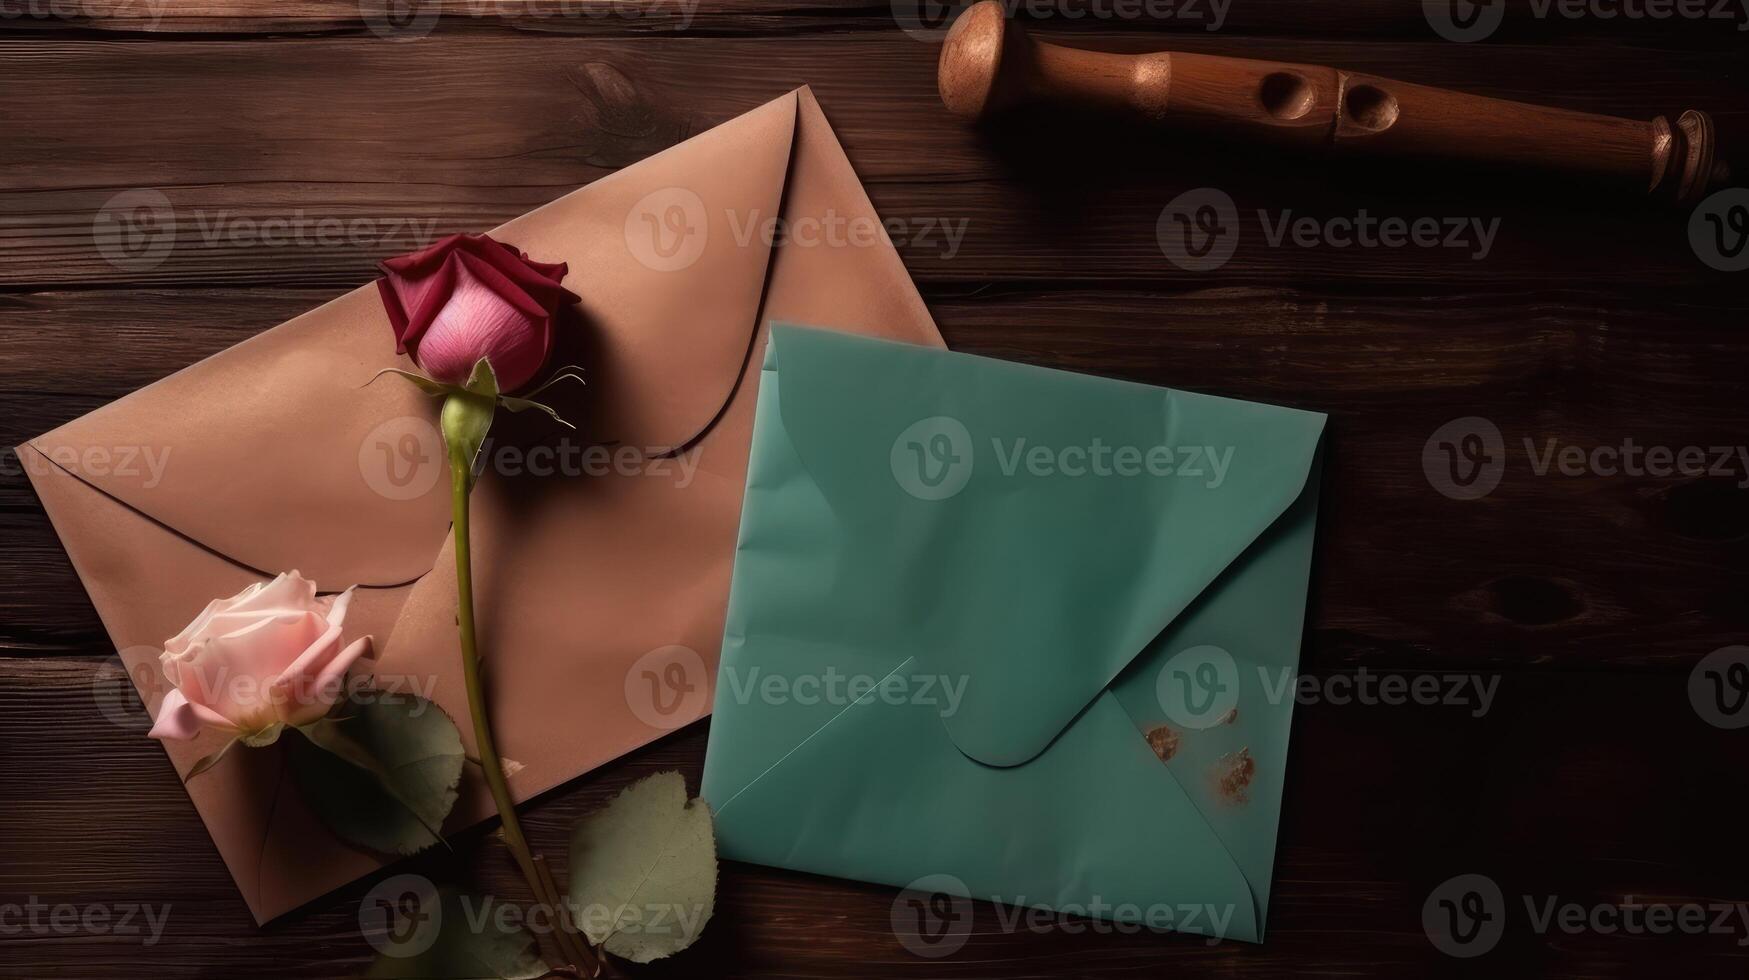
[441,360,501,489]
[180,721,287,782]
[368,358,587,483]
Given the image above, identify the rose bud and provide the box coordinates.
[148,571,372,741]
[375,232,580,393]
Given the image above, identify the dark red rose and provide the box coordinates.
[375,233,579,392]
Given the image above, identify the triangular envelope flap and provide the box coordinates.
[767,326,1326,768]
[26,91,800,588]
[490,91,797,453]
[29,286,450,587]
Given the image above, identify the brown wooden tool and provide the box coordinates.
[938,0,1728,207]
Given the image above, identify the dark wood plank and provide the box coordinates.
[6,287,1746,665]
[2,0,1746,46]
[2,5,1746,977]
[2,656,1745,978]
[0,35,1742,291]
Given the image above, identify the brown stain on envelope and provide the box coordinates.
[1212,748,1255,804]
[1144,724,1180,762]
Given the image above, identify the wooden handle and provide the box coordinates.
[938,0,1727,207]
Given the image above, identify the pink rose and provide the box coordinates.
[375,232,579,393]
[148,571,372,741]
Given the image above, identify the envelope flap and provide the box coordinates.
[29,286,451,587]
[766,326,1325,767]
[27,92,802,590]
[488,90,798,454]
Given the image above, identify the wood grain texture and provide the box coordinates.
[2,4,1747,978]
[2,657,1746,978]
[1,34,1745,290]
[2,0,1747,44]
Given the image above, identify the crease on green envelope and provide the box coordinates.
[701,325,1326,943]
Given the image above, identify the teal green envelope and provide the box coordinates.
[700,325,1326,944]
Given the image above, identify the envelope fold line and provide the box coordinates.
[20,443,432,591]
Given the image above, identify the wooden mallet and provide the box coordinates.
[937,0,1728,207]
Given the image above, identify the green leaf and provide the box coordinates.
[363,888,547,980]
[297,716,452,851]
[286,695,464,856]
[566,771,717,963]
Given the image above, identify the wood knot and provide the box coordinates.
[1485,574,1586,626]
[1658,477,1749,540]
[569,62,690,170]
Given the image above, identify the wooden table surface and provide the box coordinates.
[3,2,1748,977]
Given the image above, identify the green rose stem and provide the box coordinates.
[444,389,607,978]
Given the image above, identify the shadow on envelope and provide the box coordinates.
[20,89,942,923]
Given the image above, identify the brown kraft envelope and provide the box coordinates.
[19,87,944,923]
